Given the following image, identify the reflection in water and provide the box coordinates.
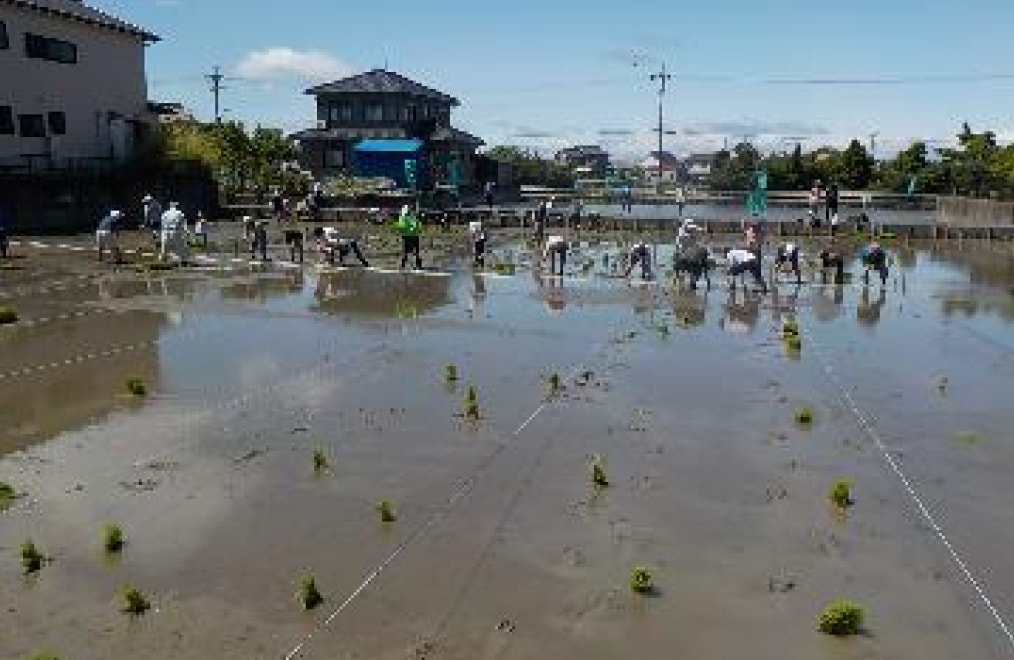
[221,271,305,303]
[857,286,887,327]
[313,270,452,318]
[770,283,801,326]
[811,283,846,323]
[536,273,567,313]
[722,289,762,334]
[672,291,708,327]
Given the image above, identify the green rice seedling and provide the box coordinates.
[954,430,981,445]
[782,319,800,339]
[313,447,329,474]
[1,481,20,510]
[26,652,61,660]
[818,599,865,636]
[120,584,151,615]
[795,407,814,426]
[656,321,670,337]
[784,335,802,352]
[590,456,609,488]
[0,306,18,325]
[126,377,147,397]
[377,500,396,523]
[102,524,125,554]
[297,574,324,611]
[547,372,564,397]
[630,566,654,594]
[21,541,45,574]
[464,384,480,420]
[829,480,853,509]
[445,364,458,383]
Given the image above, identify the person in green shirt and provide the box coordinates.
[395,205,423,269]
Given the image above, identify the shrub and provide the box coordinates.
[298,574,324,611]
[630,566,654,594]
[120,585,151,615]
[377,500,396,523]
[464,384,480,420]
[103,524,125,554]
[590,457,609,488]
[313,447,329,473]
[21,541,45,574]
[829,480,853,509]
[818,599,865,636]
[26,653,61,660]
[126,378,147,397]
[795,407,814,426]
[1,481,20,510]
[0,306,18,325]
[547,372,563,397]
[445,364,458,383]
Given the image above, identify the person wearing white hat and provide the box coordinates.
[468,220,488,268]
[543,235,568,276]
[623,241,653,280]
[96,209,123,263]
[774,242,803,285]
[726,247,767,293]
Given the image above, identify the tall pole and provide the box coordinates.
[650,62,673,169]
[206,66,225,124]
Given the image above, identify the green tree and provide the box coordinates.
[839,139,874,189]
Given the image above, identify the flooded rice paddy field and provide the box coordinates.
[2,229,1014,659]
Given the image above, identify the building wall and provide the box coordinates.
[0,5,150,165]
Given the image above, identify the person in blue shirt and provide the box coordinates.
[96,210,123,263]
[859,241,889,287]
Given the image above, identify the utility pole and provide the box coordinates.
[206,66,225,124]
[649,62,673,166]
[868,131,879,160]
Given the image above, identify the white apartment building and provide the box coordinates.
[0,0,158,170]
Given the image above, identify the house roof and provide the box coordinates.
[557,145,608,158]
[353,139,424,154]
[4,0,160,42]
[430,126,484,146]
[306,69,459,106]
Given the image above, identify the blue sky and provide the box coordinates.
[96,0,1014,161]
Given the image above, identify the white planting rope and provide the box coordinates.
[806,331,1014,652]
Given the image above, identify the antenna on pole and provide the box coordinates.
[869,131,879,159]
[649,61,674,161]
[206,66,225,124]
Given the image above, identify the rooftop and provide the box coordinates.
[306,69,459,106]
[3,0,160,42]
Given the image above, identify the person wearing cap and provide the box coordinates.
[251,220,269,261]
[394,205,423,270]
[313,226,369,267]
[623,241,653,280]
[142,194,162,245]
[96,209,123,263]
[859,241,889,287]
[468,220,488,268]
[543,235,568,276]
[726,247,767,293]
[774,242,803,285]
[159,202,189,263]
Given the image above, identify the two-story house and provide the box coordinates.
[555,145,610,177]
[0,0,159,170]
[292,68,484,188]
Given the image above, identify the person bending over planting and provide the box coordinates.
[624,241,653,280]
[726,248,767,293]
[818,247,846,284]
[313,227,369,267]
[543,235,568,276]
[395,205,423,270]
[860,241,889,287]
[774,241,803,285]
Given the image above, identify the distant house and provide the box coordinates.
[0,0,159,170]
[683,153,715,184]
[291,68,484,188]
[555,145,610,177]
[640,151,683,184]
[147,101,195,125]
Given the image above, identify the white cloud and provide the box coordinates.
[235,48,354,83]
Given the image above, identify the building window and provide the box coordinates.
[1,20,9,49]
[325,148,344,169]
[47,111,66,135]
[18,114,46,138]
[365,103,384,122]
[328,103,353,123]
[25,33,78,64]
[0,106,14,135]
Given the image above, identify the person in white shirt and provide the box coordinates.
[543,235,568,276]
[313,227,369,267]
[469,220,488,268]
[159,202,189,263]
[727,248,767,293]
